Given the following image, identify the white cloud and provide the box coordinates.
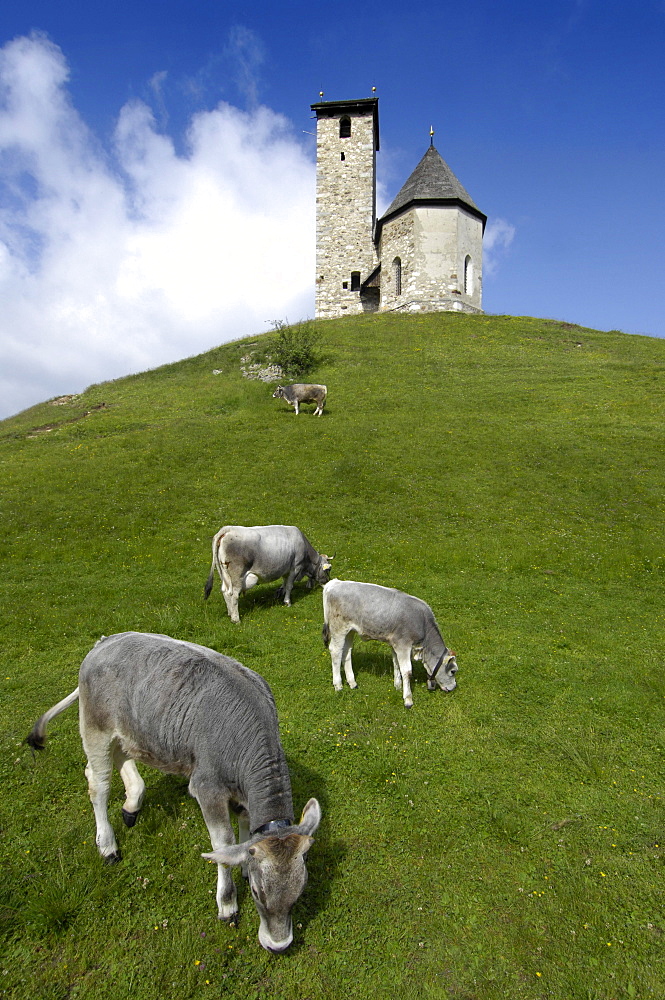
[0,33,314,419]
[483,217,516,276]
[223,25,265,109]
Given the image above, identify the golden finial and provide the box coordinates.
[319,91,324,100]
[430,125,435,146]
[372,86,376,94]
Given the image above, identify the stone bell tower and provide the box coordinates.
[310,97,380,319]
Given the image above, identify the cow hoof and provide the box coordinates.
[334,684,343,692]
[103,850,122,865]
[122,808,139,827]
[219,911,239,927]
[404,701,413,709]
[349,681,358,690]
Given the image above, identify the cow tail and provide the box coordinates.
[322,622,331,648]
[204,564,215,600]
[204,532,223,600]
[26,688,80,751]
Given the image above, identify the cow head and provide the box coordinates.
[272,387,285,399]
[426,651,458,692]
[315,553,334,586]
[202,798,321,952]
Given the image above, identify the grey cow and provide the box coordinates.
[322,579,458,708]
[26,632,321,952]
[272,383,327,416]
[205,524,333,623]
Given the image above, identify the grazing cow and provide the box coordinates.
[272,384,327,416]
[26,632,321,953]
[204,524,333,623]
[322,579,458,708]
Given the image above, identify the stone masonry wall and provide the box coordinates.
[315,110,378,319]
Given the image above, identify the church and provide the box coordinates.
[311,96,486,319]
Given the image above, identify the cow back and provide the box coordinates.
[324,579,432,644]
[79,632,293,825]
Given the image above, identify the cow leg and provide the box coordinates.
[393,646,414,708]
[192,785,239,922]
[219,563,243,623]
[293,401,299,415]
[392,650,403,690]
[329,631,357,690]
[341,633,357,688]
[112,745,145,827]
[237,810,251,879]
[278,570,298,606]
[328,630,345,690]
[221,571,243,622]
[222,588,240,623]
[219,561,231,598]
[81,724,120,861]
[222,570,261,622]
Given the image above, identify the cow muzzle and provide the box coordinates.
[258,921,293,953]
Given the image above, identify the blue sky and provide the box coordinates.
[1,1,663,418]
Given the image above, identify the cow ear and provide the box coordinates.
[202,843,249,867]
[297,798,322,836]
[246,841,271,862]
[296,834,314,857]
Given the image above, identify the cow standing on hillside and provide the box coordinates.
[26,632,321,953]
[272,384,327,416]
[322,579,458,708]
[205,524,333,622]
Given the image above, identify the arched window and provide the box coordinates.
[393,257,402,297]
[464,256,473,296]
[339,116,351,139]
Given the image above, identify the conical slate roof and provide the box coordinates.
[379,145,486,231]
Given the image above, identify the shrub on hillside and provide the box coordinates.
[270,320,321,380]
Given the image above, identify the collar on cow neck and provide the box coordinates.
[253,818,292,836]
[429,650,449,681]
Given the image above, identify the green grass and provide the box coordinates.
[1,312,664,999]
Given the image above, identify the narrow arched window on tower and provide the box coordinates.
[464,256,473,296]
[339,117,351,139]
[393,257,402,297]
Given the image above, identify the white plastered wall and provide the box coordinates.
[379,205,483,313]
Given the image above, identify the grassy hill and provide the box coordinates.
[1,312,664,999]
